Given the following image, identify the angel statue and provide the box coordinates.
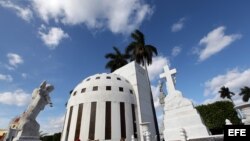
[5,81,54,141]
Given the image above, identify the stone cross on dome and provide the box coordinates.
[160,65,177,96]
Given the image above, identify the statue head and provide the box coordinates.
[40,81,54,93]
[46,84,54,93]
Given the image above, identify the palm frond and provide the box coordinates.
[113,46,121,55]
[105,53,116,59]
[145,45,158,55]
[239,86,250,102]
[126,42,136,54]
[105,46,129,72]
[219,86,234,100]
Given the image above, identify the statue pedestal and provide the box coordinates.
[163,91,210,141]
[13,136,40,141]
[159,65,210,141]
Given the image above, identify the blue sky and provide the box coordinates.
[0,0,250,133]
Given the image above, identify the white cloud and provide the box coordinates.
[203,94,229,105]
[147,56,170,81]
[32,0,152,34]
[4,65,15,70]
[0,0,33,22]
[151,85,165,130]
[152,85,160,109]
[0,74,13,82]
[198,26,241,62]
[21,73,27,79]
[41,115,65,134]
[38,25,69,49]
[171,46,182,57]
[0,89,31,106]
[171,17,186,32]
[203,68,250,104]
[7,53,24,68]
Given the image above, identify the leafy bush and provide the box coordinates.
[41,132,61,141]
[196,101,241,134]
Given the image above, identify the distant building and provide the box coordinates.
[61,62,159,141]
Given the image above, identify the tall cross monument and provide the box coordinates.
[160,65,177,96]
[160,65,210,141]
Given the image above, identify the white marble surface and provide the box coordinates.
[160,65,210,141]
[114,62,158,141]
[160,65,177,97]
[163,92,210,141]
[8,81,54,141]
[234,103,250,125]
[61,62,159,141]
[61,73,137,141]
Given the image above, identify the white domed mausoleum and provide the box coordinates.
[61,62,159,141]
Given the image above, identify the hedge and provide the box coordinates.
[196,101,241,134]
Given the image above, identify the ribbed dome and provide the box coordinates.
[63,73,139,141]
[67,73,136,106]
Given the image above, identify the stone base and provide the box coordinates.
[188,134,223,141]
[163,91,210,141]
[13,136,40,141]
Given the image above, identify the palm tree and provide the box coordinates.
[126,30,158,66]
[239,86,250,102]
[219,86,235,102]
[105,46,129,72]
[126,29,160,141]
[218,86,245,122]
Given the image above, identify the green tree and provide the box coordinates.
[39,131,48,140]
[126,29,159,141]
[239,86,250,102]
[218,86,247,122]
[126,30,158,66]
[41,132,61,141]
[105,46,129,72]
[41,135,53,141]
[52,132,61,141]
[196,101,240,134]
[219,86,235,103]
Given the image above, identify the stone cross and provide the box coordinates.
[160,65,177,96]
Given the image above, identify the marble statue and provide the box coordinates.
[158,80,166,106]
[159,65,177,97]
[160,65,209,141]
[159,65,191,110]
[5,81,54,141]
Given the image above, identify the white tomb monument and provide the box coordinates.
[234,103,250,125]
[61,62,159,141]
[160,65,210,141]
[5,81,54,141]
